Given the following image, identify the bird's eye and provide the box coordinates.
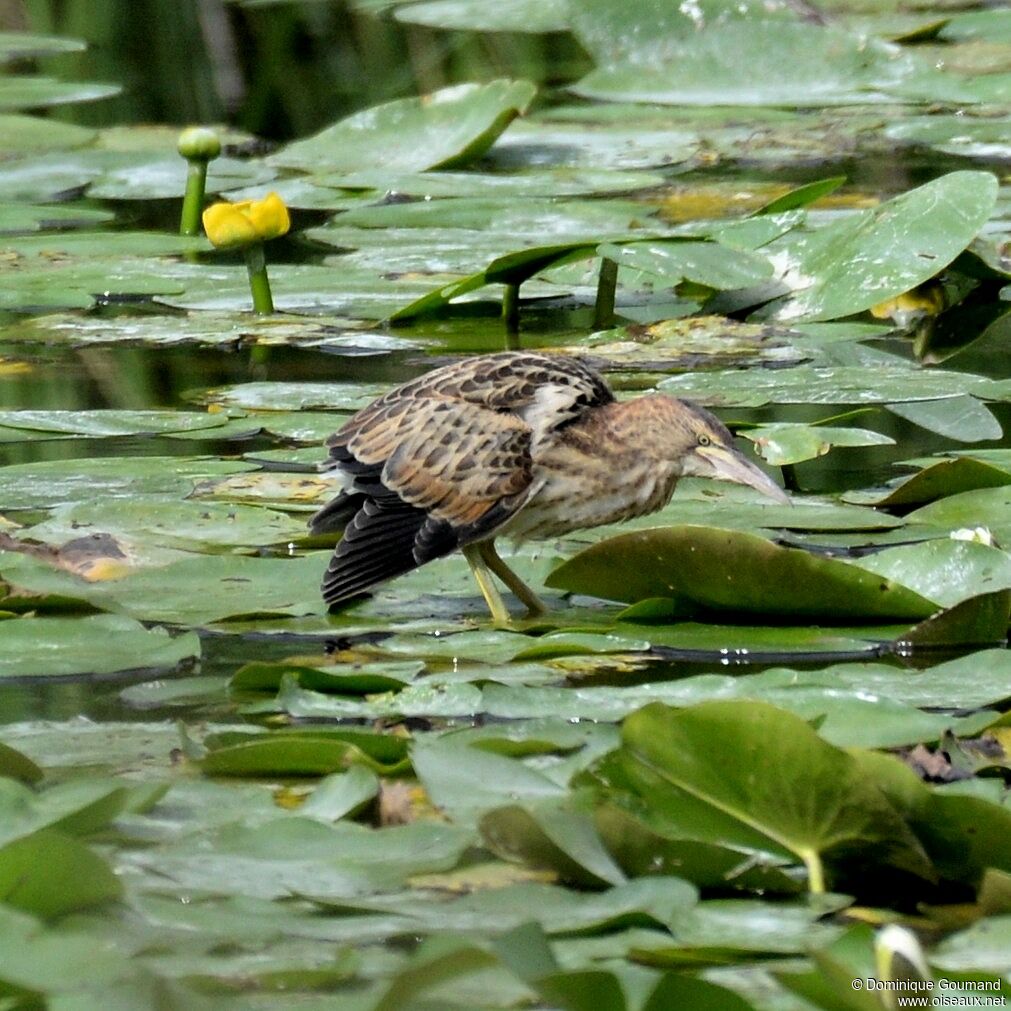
[697,433,711,446]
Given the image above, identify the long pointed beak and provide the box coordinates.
[696,445,791,504]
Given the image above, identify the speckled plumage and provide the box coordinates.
[311,351,786,617]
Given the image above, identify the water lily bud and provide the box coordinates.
[177,126,221,162]
[950,526,993,546]
[874,924,933,1008]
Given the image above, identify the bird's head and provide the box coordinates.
[657,395,790,504]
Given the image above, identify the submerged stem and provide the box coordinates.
[502,282,520,337]
[243,242,275,314]
[594,256,618,329]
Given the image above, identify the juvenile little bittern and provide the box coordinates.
[311,352,788,623]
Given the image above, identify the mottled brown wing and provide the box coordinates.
[333,351,613,450]
[342,395,533,529]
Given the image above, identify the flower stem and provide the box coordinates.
[502,282,520,335]
[180,160,209,237]
[243,242,275,314]
[594,256,618,329]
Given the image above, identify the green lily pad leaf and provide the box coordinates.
[156,261,437,318]
[0,77,120,111]
[0,202,113,234]
[0,551,326,626]
[300,766,379,822]
[756,176,848,215]
[23,500,307,552]
[741,423,894,465]
[547,526,936,619]
[0,742,42,785]
[886,115,1011,160]
[412,739,566,822]
[570,316,803,372]
[273,678,484,720]
[895,590,1011,649]
[231,658,424,694]
[854,539,1011,609]
[573,23,915,107]
[489,117,699,171]
[394,0,569,32]
[86,155,276,200]
[340,196,653,235]
[658,363,996,407]
[480,797,628,888]
[817,648,1011,710]
[0,113,95,154]
[194,380,388,412]
[766,171,998,323]
[847,456,1011,508]
[932,915,1011,975]
[388,242,602,322]
[202,728,409,777]
[0,614,199,679]
[0,409,229,439]
[0,455,255,511]
[272,79,537,174]
[906,486,1011,543]
[598,240,773,291]
[328,166,664,199]
[119,675,228,709]
[0,32,86,61]
[886,395,1002,443]
[0,830,122,919]
[616,700,933,891]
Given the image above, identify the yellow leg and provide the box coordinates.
[462,544,512,626]
[478,540,547,617]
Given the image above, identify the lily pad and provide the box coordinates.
[0,114,95,154]
[598,240,774,291]
[0,614,199,679]
[741,423,894,466]
[0,77,120,111]
[271,80,537,174]
[905,486,1011,543]
[766,171,998,322]
[0,32,86,61]
[658,363,996,407]
[547,525,936,619]
[393,0,570,33]
[613,700,933,891]
[572,22,916,107]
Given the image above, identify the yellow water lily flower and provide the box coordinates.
[202,192,291,249]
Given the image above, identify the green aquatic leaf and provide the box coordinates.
[22,500,308,552]
[616,701,934,891]
[886,395,1002,442]
[896,590,1011,649]
[86,155,275,200]
[0,113,95,154]
[598,240,774,290]
[393,0,569,32]
[327,166,664,199]
[658,363,997,407]
[0,77,120,110]
[0,742,42,785]
[741,423,894,466]
[573,22,916,107]
[0,614,199,679]
[0,830,122,919]
[848,455,1011,508]
[481,797,628,887]
[0,455,255,510]
[547,525,936,619]
[194,380,388,412]
[906,486,1011,543]
[202,727,409,777]
[0,202,113,234]
[272,79,537,174]
[767,171,998,322]
[0,409,229,439]
[570,316,804,371]
[853,539,1011,609]
[0,32,85,61]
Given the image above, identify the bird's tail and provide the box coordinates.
[308,491,361,536]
